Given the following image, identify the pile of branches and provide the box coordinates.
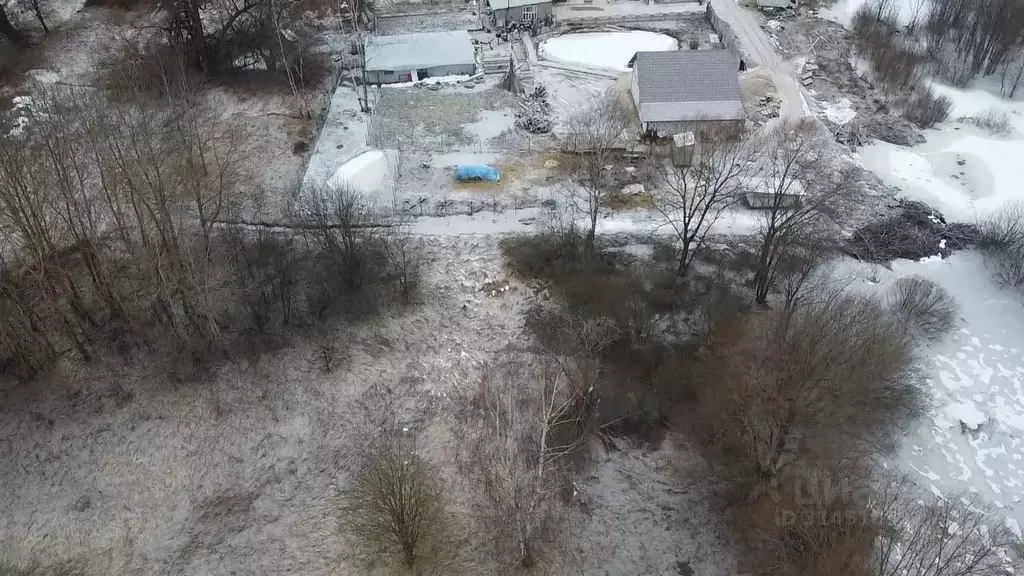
[515,84,553,134]
[846,200,979,262]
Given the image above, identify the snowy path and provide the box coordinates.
[710,0,806,119]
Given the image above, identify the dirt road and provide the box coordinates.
[710,0,807,119]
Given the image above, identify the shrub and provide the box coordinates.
[500,229,590,282]
[853,5,926,95]
[887,275,959,338]
[978,200,1024,251]
[957,108,1012,135]
[901,89,953,128]
[978,201,1024,288]
[872,473,1019,576]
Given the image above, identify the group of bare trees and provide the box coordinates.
[0,86,234,374]
[648,118,855,305]
[924,0,1024,87]
[853,1,955,128]
[562,98,856,308]
[0,82,420,379]
[157,0,323,77]
[854,0,1024,99]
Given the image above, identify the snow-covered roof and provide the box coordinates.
[630,50,745,122]
[365,31,475,72]
[488,0,551,9]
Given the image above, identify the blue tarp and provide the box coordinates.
[455,164,500,182]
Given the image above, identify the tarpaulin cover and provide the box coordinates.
[455,164,500,182]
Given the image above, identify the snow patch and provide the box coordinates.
[539,31,677,72]
[946,401,987,430]
[465,110,515,142]
[326,150,389,195]
[819,0,924,28]
[384,74,474,88]
[819,97,857,125]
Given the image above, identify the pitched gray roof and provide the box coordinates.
[365,31,475,72]
[631,50,745,123]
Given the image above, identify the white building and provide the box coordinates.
[364,31,476,85]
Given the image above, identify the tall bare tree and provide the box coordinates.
[563,97,631,254]
[750,119,857,304]
[462,352,589,568]
[651,128,753,277]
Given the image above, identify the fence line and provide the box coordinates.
[558,11,701,25]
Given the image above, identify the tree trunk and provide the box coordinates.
[754,237,774,304]
[0,5,25,46]
[187,0,209,72]
[263,5,280,74]
[31,0,47,34]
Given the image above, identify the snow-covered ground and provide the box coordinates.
[538,31,678,72]
[858,81,1024,221]
[818,0,927,27]
[837,254,1024,531]
[850,76,1024,533]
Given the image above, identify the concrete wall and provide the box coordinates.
[705,3,749,65]
[630,70,641,116]
[366,63,476,84]
[492,2,552,27]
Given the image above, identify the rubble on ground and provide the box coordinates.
[845,200,980,263]
[514,84,553,134]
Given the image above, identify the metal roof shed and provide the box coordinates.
[365,31,476,74]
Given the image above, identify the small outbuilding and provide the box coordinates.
[364,31,476,85]
[486,0,552,28]
[757,0,798,9]
[628,49,745,138]
[741,177,806,209]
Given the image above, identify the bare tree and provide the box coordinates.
[462,352,589,568]
[651,128,753,277]
[775,240,835,325]
[340,431,447,567]
[563,97,631,255]
[293,183,378,289]
[750,119,857,304]
[15,0,48,33]
[872,472,1018,576]
[698,291,921,500]
[978,200,1024,289]
[382,228,423,305]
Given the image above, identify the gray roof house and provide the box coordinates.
[627,49,746,137]
[364,31,476,85]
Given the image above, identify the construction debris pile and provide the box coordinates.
[514,84,553,134]
[845,200,980,262]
